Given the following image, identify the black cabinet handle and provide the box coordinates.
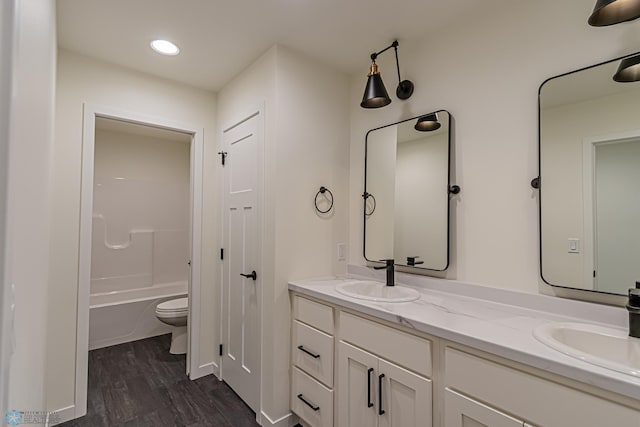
[297,345,320,359]
[367,368,374,408]
[378,374,385,415]
[297,393,320,411]
[240,270,257,281]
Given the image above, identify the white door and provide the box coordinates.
[594,138,640,294]
[222,112,261,413]
[337,341,379,427]
[378,358,432,427]
[444,388,523,427]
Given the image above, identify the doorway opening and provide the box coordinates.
[72,105,204,422]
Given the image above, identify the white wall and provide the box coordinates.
[348,0,639,293]
[365,125,396,260]
[541,88,640,289]
[47,50,218,413]
[6,0,56,415]
[395,129,448,269]
[217,44,350,423]
[0,0,14,416]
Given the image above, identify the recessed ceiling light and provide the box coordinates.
[150,39,180,56]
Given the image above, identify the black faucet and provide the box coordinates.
[373,259,395,287]
[627,282,640,338]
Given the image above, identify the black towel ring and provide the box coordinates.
[363,192,376,216]
[315,186,334,214]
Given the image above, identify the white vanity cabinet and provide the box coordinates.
[289,288,640,427]
[337,312,433,427]
[291,296,335,427]
[444,347,640,427]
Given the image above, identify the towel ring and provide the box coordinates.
[363,192,376,216]
[315,186,334,214]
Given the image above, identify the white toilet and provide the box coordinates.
[155,297,188,355]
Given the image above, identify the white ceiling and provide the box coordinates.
[57,0,506,92]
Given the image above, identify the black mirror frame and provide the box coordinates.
[363,110,455,271]
[537,51,640,296]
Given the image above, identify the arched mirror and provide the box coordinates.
[364,110,454,271]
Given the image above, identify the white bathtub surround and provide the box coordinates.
[289,267,639,401]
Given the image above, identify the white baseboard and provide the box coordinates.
[189,360,217,380]
[260,410,299,427]
[46,405,75,426]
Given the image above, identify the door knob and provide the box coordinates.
[240,270,257,281]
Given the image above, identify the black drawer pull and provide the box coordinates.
[297,345,320,359]
[367,368,374,408]
[378,373,385,415]
[297,393,320,411]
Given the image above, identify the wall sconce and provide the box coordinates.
[613,54,640,82]
[360,40,414,109]
[414,113,441,131]
[588,0,640,26]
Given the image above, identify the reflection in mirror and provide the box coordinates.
[539,52,640,295]
[364,111,451,271]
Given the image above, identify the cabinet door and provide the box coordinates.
[337,341,379,427]
[378,358,432,427]
[445,388,523,427]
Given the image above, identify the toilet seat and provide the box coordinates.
[156,297,188,315]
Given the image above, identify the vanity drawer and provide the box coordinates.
[294,296,334,335]
[292,320,334,387]
[339,311,432,377]
[291,367,333,427]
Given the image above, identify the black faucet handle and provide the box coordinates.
[373,259,394,270]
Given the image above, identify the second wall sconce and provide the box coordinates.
[588,0,640,26]
[361,40,414,108]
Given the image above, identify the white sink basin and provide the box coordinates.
[335,280,420,303]
[533,322,640,377]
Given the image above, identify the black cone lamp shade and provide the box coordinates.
[360,40,413,109]
[613,55,640,82]
[588,0,640,26]
[414,113,441,132]
[361,62,391,108]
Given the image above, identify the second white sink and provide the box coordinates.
[533,322,640,377]
[335,280,420,303]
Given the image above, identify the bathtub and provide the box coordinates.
[88,280,188,350]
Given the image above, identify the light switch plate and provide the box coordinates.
[568,238,580,254]
[337,243,346,261]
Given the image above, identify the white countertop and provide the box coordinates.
[289,268,640,401]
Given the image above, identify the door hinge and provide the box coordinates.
[220,248,224,260]
[593,270,596,278]
[219,344,223,356]
[218,151,227,166]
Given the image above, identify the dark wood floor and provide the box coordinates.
[59,334,259,427]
